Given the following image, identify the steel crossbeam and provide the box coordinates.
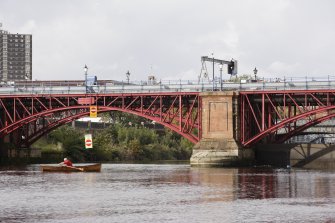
[240,90,335,146]
[0,93,201,147]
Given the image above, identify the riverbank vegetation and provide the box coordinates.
[33,112,193,163]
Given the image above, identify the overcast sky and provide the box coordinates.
[1,0,335,81]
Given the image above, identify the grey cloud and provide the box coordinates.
[1,0,335,81]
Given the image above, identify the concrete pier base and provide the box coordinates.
[190,91,255,167]
[190,139,254,167]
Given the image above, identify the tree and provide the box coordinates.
[35,112,195,162]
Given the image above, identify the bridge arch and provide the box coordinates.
[25,107,200,147]
[240,90,335,146]
[276,111,335,143]
[243,106,335,145]
[0,93,201,148]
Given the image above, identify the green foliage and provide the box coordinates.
[47,126,86,162]
[34,112,195,162]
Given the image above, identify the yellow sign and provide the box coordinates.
[90,106,97,118]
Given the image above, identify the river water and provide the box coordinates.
[1,164,335,223]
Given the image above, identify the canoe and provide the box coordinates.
[40,163,101,172]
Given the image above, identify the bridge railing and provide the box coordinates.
[2,76,335,94]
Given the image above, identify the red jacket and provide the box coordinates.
[63,159,73,166]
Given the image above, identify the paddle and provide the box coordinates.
[59,163,84,171]
[66,166,84,171]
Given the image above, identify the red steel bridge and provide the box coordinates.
[0,93,201,148]
[1,89,335,149]
[240,89,335,146]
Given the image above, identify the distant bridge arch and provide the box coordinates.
[240,90,335,146]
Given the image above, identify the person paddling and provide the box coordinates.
[60,158,73,167]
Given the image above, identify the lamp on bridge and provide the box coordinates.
[253,67,258,81]
[211,53,214,91]
[126,70,130,84]
[24,73,29,88]
[84,64,88,93]
[219,63,223,91]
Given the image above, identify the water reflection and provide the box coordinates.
[238,168,276,199]
[1,164,335,223]
[150,167,277,201]
[149,166,335,202]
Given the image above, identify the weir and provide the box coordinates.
[256,143,335,169]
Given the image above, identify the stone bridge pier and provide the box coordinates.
[191,91,254,167]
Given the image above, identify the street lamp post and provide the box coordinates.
[25,73,33,92]
[212,53,215,91]
[253,67,258,81]
[25,73,29,88]
[84,65,88,93]
[126,70,130,84]
[219,63,223,91]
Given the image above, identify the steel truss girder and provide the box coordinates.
[0,93,201,147]
[240,90,335,146]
